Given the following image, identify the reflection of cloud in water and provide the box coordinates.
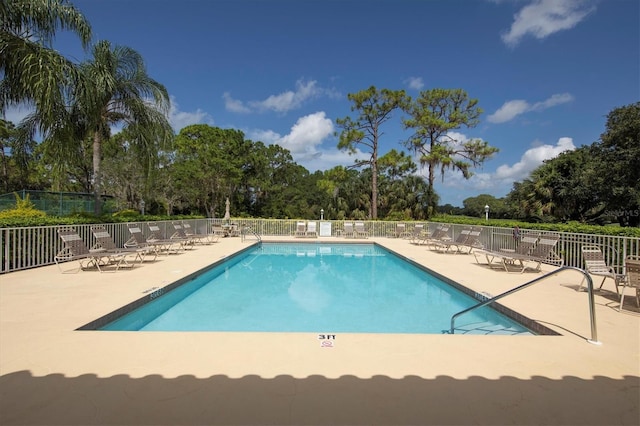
[288,264,330,313]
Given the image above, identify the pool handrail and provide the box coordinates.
[241,225,261,242]
[448,266,601,345]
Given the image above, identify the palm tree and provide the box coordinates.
[0,0,91,119]
[23,40,173,214]
[77,40,172,214]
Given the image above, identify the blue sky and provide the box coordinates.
[6,0,640,206]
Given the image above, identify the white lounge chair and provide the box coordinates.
[619,255,640,311]
[478,233,561,273]
[474,232,539,272]
[414,224,450,246]
[306,221,318,238]
[354,222,369,238]
[461,226,485,253]
[125,223,170,253]
[294,221,307,238]
[149,222,191,251]
[390,223,409,238]
[431,227,472,253]
[125,223,184,254]
[172,221,210,245]
[182,221,219,244]
[515,233,562,272]
[408,223,428,244]
[341,222,355,238]
[579,245,625,293]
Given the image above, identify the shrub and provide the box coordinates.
[112,209,140,218]
[429,215,640,237]
[0,193,47,220]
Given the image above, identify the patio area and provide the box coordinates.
[1,236,638,425]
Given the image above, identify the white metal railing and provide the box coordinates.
[1,219,639,274]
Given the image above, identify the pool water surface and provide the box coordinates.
[99,243,535,335]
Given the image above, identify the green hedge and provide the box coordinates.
[2,212,639,238]
[429,215,640,237]
[0,213,206,228]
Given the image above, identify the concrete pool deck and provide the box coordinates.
[1,236,638,425]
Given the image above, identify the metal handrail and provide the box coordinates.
[241,225,261,242]
[448,266,601,345]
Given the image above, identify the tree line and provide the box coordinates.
[2,1,638,226]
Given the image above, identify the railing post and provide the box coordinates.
[582,268,600,345]
[2,228,8,273]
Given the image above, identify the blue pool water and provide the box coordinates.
[100,243,535,335]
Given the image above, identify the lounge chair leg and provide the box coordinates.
[613,277,621,295]
[598,276,607,290]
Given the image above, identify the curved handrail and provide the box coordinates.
[448,266,601,345]
[241,226,262,242]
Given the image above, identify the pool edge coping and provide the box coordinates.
[78,240,558,336]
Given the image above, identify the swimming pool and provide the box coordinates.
[93,243,537,335]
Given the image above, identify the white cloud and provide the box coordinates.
[222,92,251,114]
[247,111,337,168]
[487,100,530,123]
[502,0,596,47]
[438,137,576,204]
[444,131,472,149]
[531,93,574,110]
[405,77,424,91]
[250,79,322,113]
[249,129,281,145]
[169,96,214,130]
[226,79,338,115]
[445,171,496,191]
[488,93,574,123]
[246,111,360,171]
[494,137,576,181]
[279,112,334,156]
